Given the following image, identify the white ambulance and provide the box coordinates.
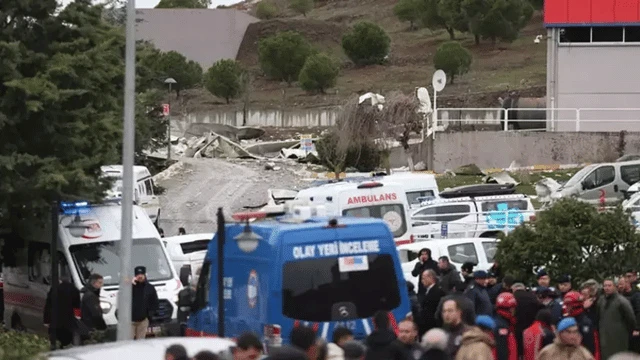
[3,200,182,336]
[294,180,414,245]
[374,172,440,208]
[101,165,161,225]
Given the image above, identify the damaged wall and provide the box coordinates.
[432,131,639,171]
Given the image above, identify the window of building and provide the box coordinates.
[626,26,640,42]
[559,27,590,43]
[592,26,623,42]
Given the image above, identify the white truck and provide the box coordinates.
[3,200,182,336]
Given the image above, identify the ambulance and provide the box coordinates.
[373,173,440,208]
[101,165,161,225]
[179,207,411,347]
[293,180,414,245]
[3,200,182,336]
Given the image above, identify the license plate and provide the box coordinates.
[147,326,161,335]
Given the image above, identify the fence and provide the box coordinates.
[436,107,640,132]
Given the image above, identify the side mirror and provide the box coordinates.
[177,288,194,322]
[179,265,192,287]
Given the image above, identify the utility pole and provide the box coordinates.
[116,0,136,341]
[165,78,177,160]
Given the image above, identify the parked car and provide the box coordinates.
[163,233,213,281]
[398,238,498,290]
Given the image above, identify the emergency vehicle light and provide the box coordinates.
[231,211,268,221]
[59,201,91,215]
[357,182,383,189]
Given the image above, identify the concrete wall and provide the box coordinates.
[430,131,638,172]
[555,45,640,132]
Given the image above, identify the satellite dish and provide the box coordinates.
[432,70,447,92]
[415,87,432,114]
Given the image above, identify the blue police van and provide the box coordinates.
[179,206,410,347]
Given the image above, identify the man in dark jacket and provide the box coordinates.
[44,277,81,347]
[437,256,462,294]
[435,293,476,327]
[131,265,159,340]
[489,274,514,304]
[364,311,408,360]
[459,262,475,291]
[406,281,421,322]
[464,270,492,316]
[441,298,470,358]
[418,269,445,336]
[619,277,640,353]
[81,273,107,333]
[513,283,542,358]
[536,286,562,325]
[411,248,438,301]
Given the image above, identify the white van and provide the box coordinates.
[411,194,536,239]
[294,180,414,245]
[375,172,440,208]
[3,201,182,336]
[163,233,213,280]
[398,238,498,290]
[101,165,161,224]
[551,161,640,204]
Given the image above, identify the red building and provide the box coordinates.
[543,0,640,132]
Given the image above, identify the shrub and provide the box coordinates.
[393,0,421,30]
[204,59,245,103]
[0,330,49,360]
[341,21,391,66]
[433,41,472,84]
[298,53,339,93]
[289,0,313,16]
[256,1,278,19]
[258,31,312,84]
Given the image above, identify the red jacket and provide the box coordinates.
[523,321,554,360]
[493,316,518,360]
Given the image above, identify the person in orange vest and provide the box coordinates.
[522,309,555,360]
[493,292,518,360]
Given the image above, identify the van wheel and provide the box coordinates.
[10,312,24,331]
[480,231,503,238]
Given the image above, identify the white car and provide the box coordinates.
[398,238,498,290]
[163,233,213,280]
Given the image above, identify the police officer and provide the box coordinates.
[563,291,599,358]
[536,286,563,325]
[464,270,492,316]
[494,292,518,360]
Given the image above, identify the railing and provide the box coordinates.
[436,107,640,132]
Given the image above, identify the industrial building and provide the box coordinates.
[545,0,640,131]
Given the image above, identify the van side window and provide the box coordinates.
[28,242,71,285]
[621,165,640,186]
[482,242,497,263]
[195,261,211,309]
[481,200,528,212]
[414,204,470,223]
[144,179,154,196]
[583,166,615,190]
[447,243,478,264]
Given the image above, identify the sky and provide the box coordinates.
[59,0,239,8]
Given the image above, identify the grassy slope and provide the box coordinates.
[183,0,547,112]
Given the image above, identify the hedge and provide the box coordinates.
[0,330,49,360]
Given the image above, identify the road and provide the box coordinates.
[156,157,304,235]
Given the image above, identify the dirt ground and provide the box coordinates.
[184,0,547,112]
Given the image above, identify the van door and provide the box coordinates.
[579,165,617,204]
[412,203,474,239]
[620,163,640,198]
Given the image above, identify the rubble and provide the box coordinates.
[483,171,519,185]
[183,131,263,160]
[535,178,562,203]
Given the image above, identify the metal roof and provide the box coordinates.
[545,0,640,27]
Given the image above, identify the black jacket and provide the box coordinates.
[44,280,81,330]
[438,264,462,294]
[418,349,450,360]
[80,284,107,331]
[131,280,159,322]
[418,284,445,336]
[514,289,542,357]
[411,259,439,297]
[364,328,409,360]
[574,313,597,356]
[464,284,492,316]
[444,323,470,358]
[623,290,640,329]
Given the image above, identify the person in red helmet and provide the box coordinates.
[563,291,600,360]
[493,292,518,360]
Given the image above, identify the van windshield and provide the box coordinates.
[282,254,401,322]
[406,190,435,206]
[343,204,407,237]
[69,238,173,286]
[562,165,596,189]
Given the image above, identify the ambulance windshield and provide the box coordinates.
[343,204,407,237]
[69,238,173,286]
[282,254,401,322]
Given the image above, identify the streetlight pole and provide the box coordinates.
[116,0,136,341]
[49,201,59,350]
[164,78,177,161]
[216,208,225,337]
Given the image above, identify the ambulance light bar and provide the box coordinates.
[357,182,383,189]
[232,211,268,221]
[60,201,91,215]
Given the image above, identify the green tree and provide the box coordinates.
[156,0,210,8]
[298,53,339,94]
[256,1,278,19]
[204,59,245,103]
[437,0,469,37]
[341,22,391,66]
[462,0,533,45]
[258,31,312,85]
[289,0,313,16]
[433,41,472,84]
[496,199,640,284]
[154,51,203,96]
[394,0,421,30]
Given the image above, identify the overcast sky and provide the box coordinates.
[59,0,239,9]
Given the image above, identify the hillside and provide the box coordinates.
[185,0,547,111]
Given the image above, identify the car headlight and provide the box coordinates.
[173,294,179,303]
[100,301,112,314]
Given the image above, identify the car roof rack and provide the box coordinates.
[439,183,517,199]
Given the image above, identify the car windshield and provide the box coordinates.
[70,238,173,286]
[562,165,596,188]
[282,254,401,322]
[343,204,407,237]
